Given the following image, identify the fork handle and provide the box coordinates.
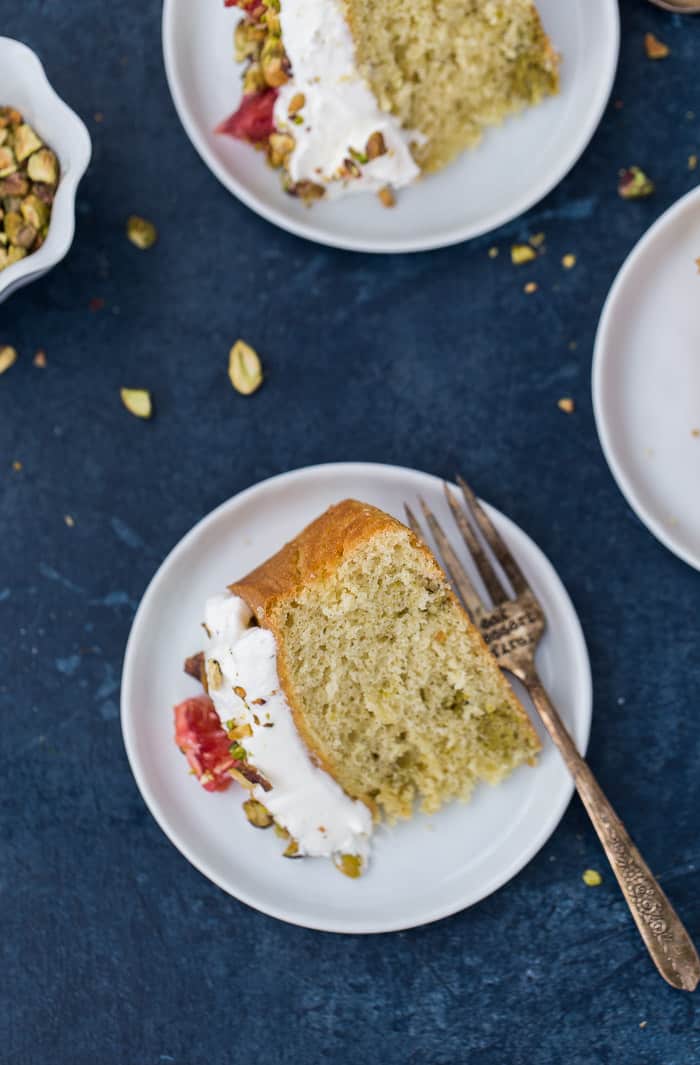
[527,674,700,991]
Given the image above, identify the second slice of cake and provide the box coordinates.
[176,500,540,874]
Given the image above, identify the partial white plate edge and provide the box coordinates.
[121,461,592,932]
[592,185,700,572]
[161,1,620,255]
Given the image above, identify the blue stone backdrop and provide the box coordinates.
[1,2,699,1062]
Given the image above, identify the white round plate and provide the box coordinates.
[121,462,591,933]
[162,0,619,254]
[593,186,700,571]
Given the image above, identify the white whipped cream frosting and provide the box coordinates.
[204,592,372,860]
[272,0,421,196]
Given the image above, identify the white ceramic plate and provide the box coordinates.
[121,463,591,932]
[593,186,700,571]
[162,0,619,253]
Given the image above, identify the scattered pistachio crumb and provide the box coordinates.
[64,514,75,527]
[120,387,153,419]
[618,166,655,200]
[695,258,700,274]
[558,397,575,414]
[524,281,538,294]
[644,32,669,60]
[511,243,537,265]
[33,349,47,367]
[689,154,698,172]
[228,339,263,396]
[126,215,157,250]
[378,186,395,208]
[529,232,545,248]
[562,253,577,270]
[582,868,602,886]
[692,429,699,438]
[488,246,498,259]
[12,460,22,471]
[0,345,18,374]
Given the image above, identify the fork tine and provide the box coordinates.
[456,474,529,596]
[403,503,423,540]
[444,484,508,606]
[415,498,483,619]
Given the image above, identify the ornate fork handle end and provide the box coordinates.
[528,677,700,992]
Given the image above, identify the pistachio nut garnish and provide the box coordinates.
[378,186,395,208]
[0,110,59,271]
[282,838,302,858]
[228,339,264,395]
[242,799,274,829]
[365,131,387,160]
[618,166,655,200]
[287,92,305,116]
[260,36,289,88]
[205,658,224,691]
[0,345,18,374]
[334,853,363,878]
[511,243,537,265]
[126,215,158,249]
[120,388,153,419]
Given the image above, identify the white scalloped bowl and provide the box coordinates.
[0,37,91,303]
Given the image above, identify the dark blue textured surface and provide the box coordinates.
[2,2,700,1062]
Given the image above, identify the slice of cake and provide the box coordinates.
[174,500,540,875]
[217,0,559,205]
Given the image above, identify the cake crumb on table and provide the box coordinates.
[562,253,576,269]
[558,397,575,414]
[524,281,538,294]
[644,33,669,60]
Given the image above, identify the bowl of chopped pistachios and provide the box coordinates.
[0,37,91,303]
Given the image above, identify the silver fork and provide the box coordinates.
[405,476,700,992]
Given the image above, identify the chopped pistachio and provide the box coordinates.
[234,20,265,63]
[228,722,253,740]
[260,36,289,88]
[120,387,153,419]
[287,92,305,116]
[27,148,59,185]
[21,194,50,230]
[335,853,362,878]
[228,742,247,761]
[6,245,26,266]
[511,243,537,265]
[206,658,223,691]
[242,799,273,829]
[366,131,387,160]
[228,339,263,395]
[582,868,602,886]
[0,171,28,198]
[4,211,36,249]
[282,839,301,858]
[126,215,157,249]
[268,132,295,168]
[378,186,395,208]
[348,146,368,165]
[243,62,265,95]
[274,822,290,839]
[618,166,654,200]
[0,145,16,178]
[13,123,42,162]
[0,345,18,374]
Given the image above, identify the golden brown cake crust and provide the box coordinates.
[230,499,425,621]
